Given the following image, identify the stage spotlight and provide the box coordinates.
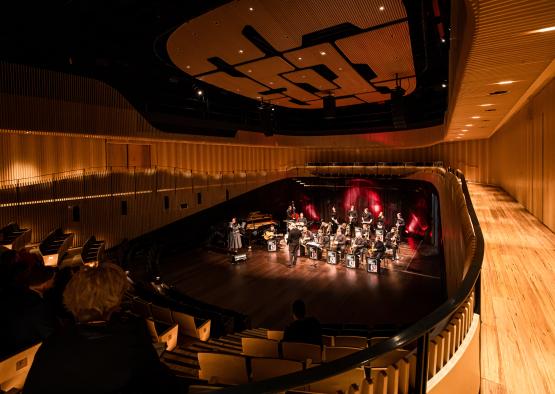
[323,94,336,119]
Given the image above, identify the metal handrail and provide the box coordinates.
[218,168,483,394]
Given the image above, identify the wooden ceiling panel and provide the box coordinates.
[242,0,407,51]
[282,69,337,92]
[336,22,415,80]
[356,91,389,103]
[446,0,555,140]
[199,72,284,100]
[284,43,373,97]
[167,0,417,109]
[270,97,322,109]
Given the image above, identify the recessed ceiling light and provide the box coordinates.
[471,116,480,119]
[465,124,473,127]
[461,129,468,132]
[319,51,327,56]
[379,6,385,11]
[298,57,302,61]
[185,65,191,69]
[456,136,462,139]
[338,67,343,71]
[238,49,244,54]
[479,103,494,107]
[495,80,516,85]
[247,69,252,73]
[256,96,261,99]
[248,7,254,11]
[441,38,446,43]
[441,83,447,88]
[527,26,555,34]
[269,81,274,85]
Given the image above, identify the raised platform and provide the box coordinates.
[160,238,444,330]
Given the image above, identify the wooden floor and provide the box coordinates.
[470,184,555,394]
[161,239,444,330]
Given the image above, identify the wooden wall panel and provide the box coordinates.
[489,77,555,232]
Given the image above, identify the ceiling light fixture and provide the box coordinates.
[479,103,494,107]
[249,7,254,11]
[465,124,473,127]
[197,90,203,96]
[441,83,447,88]
[471,116,480,119]
[441,38,446,43]
[238,49,244,54]
[319,51,327,56]
[298,57,302,61]
[461,129,469,132]
[527,26,555,34]
[247,69,252,73]
[495,80,516,85]
[185,65,191,69]
[379,6,385,11]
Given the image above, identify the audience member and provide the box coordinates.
[0,263,56,357]
[283,299,322,346]
[24,262,178,394]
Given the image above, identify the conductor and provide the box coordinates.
[287,223,302,268]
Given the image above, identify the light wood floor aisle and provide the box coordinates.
[470,184,555,394]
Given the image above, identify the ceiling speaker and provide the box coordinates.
[323,95,336,119]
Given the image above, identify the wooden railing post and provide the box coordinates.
[414,332,430,394]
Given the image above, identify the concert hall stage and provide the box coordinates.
[160,238,444,330]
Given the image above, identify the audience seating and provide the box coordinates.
[333,335,368,348]
[241,337,279,358]
[0,223,31,251]
[282,342,322,364]
[197,353,249,385]
[80,236,105,267]
[266,330,284,341]
[323,346,361,362]
[251,358,304,382]
[322,335,334,347]
[39,228,74,267]
[0,343,41,392]
[145,318,178,352]
[308,367,366,394]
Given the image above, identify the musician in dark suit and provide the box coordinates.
[297,212,308,226]
[300,226,313,256]
[386,227,399,261]
[287,224,302,268]
[228,217,242,253]
[361,208,373,225]
[286,205,295,220]
[373,239,386,264]
[347,205,358,234]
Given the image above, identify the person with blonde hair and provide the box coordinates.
[25,263,177,394]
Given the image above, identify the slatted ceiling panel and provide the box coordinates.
[447,0,555,141]
[336,22,415,79]
[356,91,388,103]
[282,69,338,92]
[199,72,270,100]
[335,96,365,106]
[237,56,294,81]
[285,44,373,97]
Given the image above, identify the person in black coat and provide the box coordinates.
[24,263,178,394]
[287,224,302,268]
[283,299,322,347]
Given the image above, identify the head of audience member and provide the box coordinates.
[336,228,342,236]
[27,265,56,297]
[231,217,237,224]
[63,263,128,323]
[292,299,306,321]
[1,250,45,290]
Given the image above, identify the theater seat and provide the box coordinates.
[145,318,178,352]
[251,358,303,382]
[197,353,249,385]
[172,310,211,341]
[324,346,361,362]
[266,330,284,341]
[0,343,41,392]
[241,337,279,358]
[308,367,365,394]
[333,336,368,348]
[282,342,322,364]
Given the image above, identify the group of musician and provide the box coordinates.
[282,204,406,269]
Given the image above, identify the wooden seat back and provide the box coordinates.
[251,358,303,382]
[333,335,368,348]
[266,330,284,341]
[0,343,41,391]
[282,342,322,364]
[324,346,361,362]
[241,337,279,358]
[197,352,249,385]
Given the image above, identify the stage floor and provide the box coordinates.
[160,238,444,330]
